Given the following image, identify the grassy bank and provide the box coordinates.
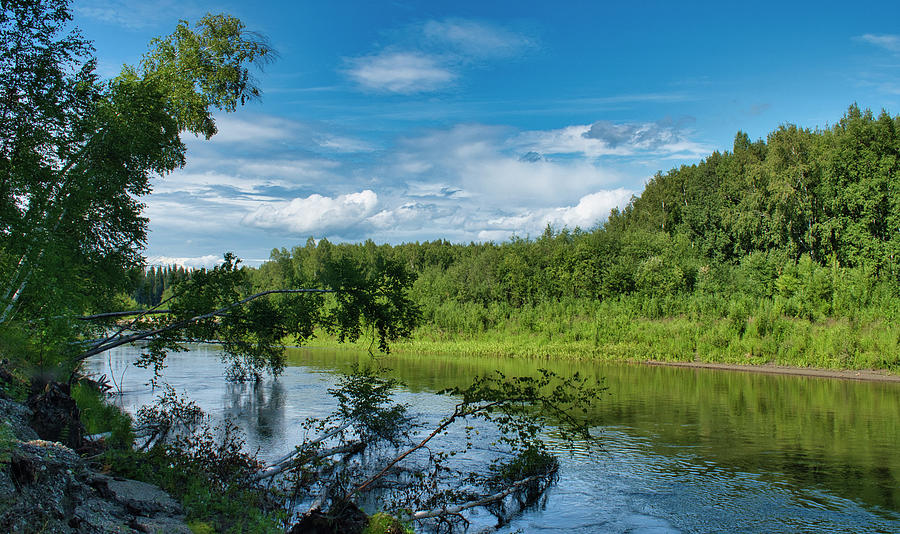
[306,296,900,374]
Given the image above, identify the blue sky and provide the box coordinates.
[72,0,900,267]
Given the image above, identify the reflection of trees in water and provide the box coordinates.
[225,380,285,442]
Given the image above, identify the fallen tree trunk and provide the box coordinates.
[411,465,559,520]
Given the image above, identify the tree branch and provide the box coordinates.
[75,288,334,360]
[251,420,355,482]
[253,440,365,482]
[410,465,559,521]
[346,400,503,500]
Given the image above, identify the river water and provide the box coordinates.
[85,345,900,533]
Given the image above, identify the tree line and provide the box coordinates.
[132,265,193,307]
[249,106,900,339]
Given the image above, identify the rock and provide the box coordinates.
[0,439,88,533]
[0,397,38,441]
[91,473,184,517]
[0,397,191,533]
[27,381,84,449]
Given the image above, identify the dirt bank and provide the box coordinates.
[641,360,900,382]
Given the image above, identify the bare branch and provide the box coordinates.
[79,310,171,320]
[411,465,559,521]
[253,438,364,481]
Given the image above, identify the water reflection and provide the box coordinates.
[84,345,900,533]
[285,348,900,517]
[224,380,285,440]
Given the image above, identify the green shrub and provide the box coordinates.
[71,383,134,448]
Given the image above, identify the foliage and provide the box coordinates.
[95,248,419,382]
[70,382,133,447]
[362,513,414,534]
[103,386,282,533]
[0,0,274,380]
[241,105,900,373]
[132,264,194,307]
[95,364,600,532]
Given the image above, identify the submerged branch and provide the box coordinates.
[410,465,559,521]
[253,439,365,482]
[347,400,503,500]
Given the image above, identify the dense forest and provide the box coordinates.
[131,265,193,306]
[246,105,900,371]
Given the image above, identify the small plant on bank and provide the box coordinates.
[90,363,603,533]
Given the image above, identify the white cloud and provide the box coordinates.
[146,254,223,269]
[858,33,900,53]
[368,203,426,229]
[242,190,379,234]
[153,171,284,195]
[317,135,376,153]
[197,115,297,145]
[484,189,633,236]
[346,18,534,93]
[236,159,340,181]
[346,52,456,93]
[144,193,266,234]
[477,229,514,242]
[513,119,710,159]
[422,19,534,59]
[515,124,620,157]
[404,181,467,198]
[394,124,622,206]
[543,189,633,228]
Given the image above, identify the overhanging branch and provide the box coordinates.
[76,288,334,360]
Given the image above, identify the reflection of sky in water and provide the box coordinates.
[86,345,900,533]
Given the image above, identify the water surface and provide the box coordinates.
[85,345,900,533]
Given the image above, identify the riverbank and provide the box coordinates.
[640,360,900,382]
[302,311,900,378]
[0,395,192,533]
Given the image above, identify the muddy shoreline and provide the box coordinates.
[641,360,900,382]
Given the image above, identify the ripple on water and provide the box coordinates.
[86,346,900,533]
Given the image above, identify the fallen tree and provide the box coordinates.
[116,364,604,533]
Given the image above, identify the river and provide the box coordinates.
[84,345,900,533]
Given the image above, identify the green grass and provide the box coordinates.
[71,383,134,447]
[307,296,900,374]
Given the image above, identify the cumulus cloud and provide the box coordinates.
[368,203,429,229]
[142,108,707,259]
[394,124,622,206]
[858,33,900,53]
[583,120,682,149]
[242,190,378,234]
[485,189,633,235]
[543,189,633,228]
[346,52,456,93]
